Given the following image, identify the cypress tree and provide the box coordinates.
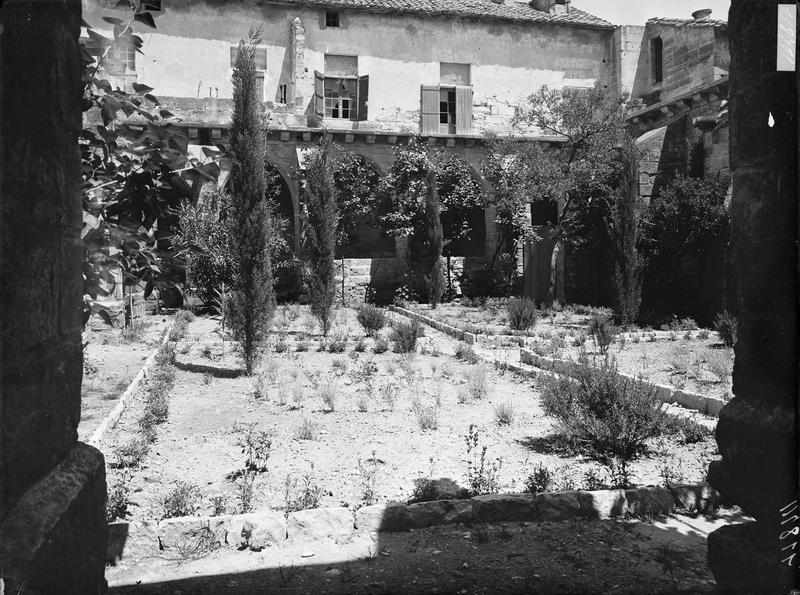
[424,168,445,307]
[227,29,275,373]
[303,140,339,336]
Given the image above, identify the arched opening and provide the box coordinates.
[331,152,395,259]
[266,162,299,299]
[437,155,487,258]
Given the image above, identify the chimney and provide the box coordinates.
[692,8,713,20]
[530,0,555,13]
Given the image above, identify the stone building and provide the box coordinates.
[82,0,616,300]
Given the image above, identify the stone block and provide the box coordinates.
[471,493,538,523]
[227,512,287,550]
[624,487,674,517]
[107,521,159,563]
[287,507,355,543]
[158,516,228,552]
[535,491,582,521]
[576,490,628,519]
[407,499,474,528]
[355,501,408,533]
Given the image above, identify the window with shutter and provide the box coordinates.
[421,85,440,134]
[455,86,473,135]
[357,75,369,121]
[314,70,325,123]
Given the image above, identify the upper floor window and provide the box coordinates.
[230,45,267,101]
[313,55,368,122]
[650,36,663,84]
[325,10,340,27]
[420,63,473,135]
[106,44,136,73]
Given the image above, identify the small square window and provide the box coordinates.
[187,127,199,139]
[325,11,340,28]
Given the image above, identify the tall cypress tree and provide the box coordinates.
[423,168,445,307]
[303,139,339,336]
[228,29,275,373]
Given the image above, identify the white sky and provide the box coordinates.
[573,0,731,26]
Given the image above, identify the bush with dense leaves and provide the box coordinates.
[588,315,617,355]
[357,303,386,337]
[507,297,538,331]
[540,359,670,485]
[713,310,738,348]
[390,320,423,353]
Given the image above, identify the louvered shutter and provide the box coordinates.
[455,85,473,135]
[314,70,324,122]
[356,75,369,121]
[420,85,440,134]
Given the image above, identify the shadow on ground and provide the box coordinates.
[107,511,742,594]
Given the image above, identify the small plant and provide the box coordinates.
[357,451,380,505]
[356,394,370,412]
[357,304,386,337]
[274,334,289,353]
[296,417,320,441]
[295,337,311,352]
[113,437,150,468]
[582,467,607,491]
[698,328,710,340]
[234,423,272,472]
[588,316,617,355]
[390,320,422,353]
[713,311,738,347]
[291,385,305,407]
[524,464,553,494]
[331,357,348,375]
[284,465,325,515]
[572,332,587,347]
[507,298,538,331]
[669,416,713,445]
[203,372,213,385]
[668,330,677,341]
[327,330,348,353]
[411,396,439,430]
[235,470,256,513]
[464,425,502,496]
[210,495,227,516]
[683,330,692,341]
[493,401,515,426]
[353,336,367,352]
[373,335,389,354]
[319,380,338,412]
[381,381,399,411]
[161,481,203,519]
[454,343,480,364]
[106,471,132,523]
[464,363,489,400]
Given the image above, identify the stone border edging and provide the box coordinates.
[173,351,247,378]
[389,305,477,344]
[519,348,725,417]
[106,485,689,564]
[87,320,176,448]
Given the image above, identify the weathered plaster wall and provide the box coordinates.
[614,25,645,96]
[83,0,614,135]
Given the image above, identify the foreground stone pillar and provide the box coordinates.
[707,1,799,591]
[0,0,107,592]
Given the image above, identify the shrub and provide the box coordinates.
[295,337,310,352]
[698,329,710,340]
[234,423,272,472]
[296,418,320,441]
[411,397,439,430]
[669,416,713,445]
[540,359,670,485]
[319,381,338,411]
[210,495,227,516]
[357,303,386,337]
[327,330,347,353]
[106,472,132,523]
[161,481,203,519]
[714,311,738,347]
[582,468,608,491]
[493,401,515,425]
[353,337,367,352]
[464,425,502,496]
[390,320,422,353]
[373,335,389,354]
[587,316,617,355]
[235,470,256,513]
[454,343,479,364]
[356,394,370,412]
[381,381,399,411]
[284,467,325,515]
[357,453,380,505]
[464,363,490,400]
[274,334,289,353]
[524,464,553,494]
[507,297,538,331]
[113,437,150,468]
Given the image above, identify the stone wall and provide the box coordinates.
[0,0,107,591]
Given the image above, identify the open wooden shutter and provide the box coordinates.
[455,85,473,135]
[420,85,440,134]
[314,70,324,123]
[356,75,369,121]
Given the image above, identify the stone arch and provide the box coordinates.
[437,153,488,259]
[332,151,395,259]
[264,159,300,254]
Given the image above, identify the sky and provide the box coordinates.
[573,0,731,26]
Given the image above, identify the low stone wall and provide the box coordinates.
[107,486,679,564]
[519,348,726,417]
[388,305,477,344]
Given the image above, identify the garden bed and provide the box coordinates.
[100,305,718,525]
[406,301,733,402]
[79,313,172,442]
